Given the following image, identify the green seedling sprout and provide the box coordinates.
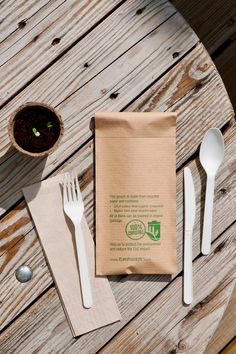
[47,121,53,129]
[32,127,40,137]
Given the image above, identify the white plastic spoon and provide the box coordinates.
[200,128,224,255]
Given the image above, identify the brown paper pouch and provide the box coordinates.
[23,174,121,337]
[95,112,177,275]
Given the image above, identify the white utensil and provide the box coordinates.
[184,167,196,305]
[199,128,224,255]
[63,172,93,309]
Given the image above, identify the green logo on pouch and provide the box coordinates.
[145,220,160,241]
[125,219,146,240]
[125,220,160,241]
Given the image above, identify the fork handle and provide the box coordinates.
[75,224,93,308]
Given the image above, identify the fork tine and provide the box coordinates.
[71,171,77,201]
[63,173,68,204]
[67,173,72,202]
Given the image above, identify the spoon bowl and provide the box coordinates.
[199,128,224,255]
[200,128,224,176]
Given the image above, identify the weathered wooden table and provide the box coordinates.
[0,1,235,353]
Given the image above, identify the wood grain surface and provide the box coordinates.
[0,0,66,50]
[1,116,236,350]
[172,0,236,53]
[215,39,236,111]
[0,1,235,352]
[1,43,215,257]
[1,206,235,353]
[222,338,236,354]
[0,0,123,106]
[0,8,198,215]
[170,1,236,348]
[0,0,176,158]
[0,0,52,43]
[101,223,236,354]
[1,43,233,257]
[205,286,236,354]
[0,42,226,258]
[1,44,235,331]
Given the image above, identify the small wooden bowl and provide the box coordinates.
[8,102,64,157]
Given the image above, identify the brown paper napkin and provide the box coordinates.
[23,174,121,337]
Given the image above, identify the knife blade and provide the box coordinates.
[183,167,196,305]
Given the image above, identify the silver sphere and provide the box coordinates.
[15,265,33,283]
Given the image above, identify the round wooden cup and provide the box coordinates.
[8,102,64,157]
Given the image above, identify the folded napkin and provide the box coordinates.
[23,174,121,337]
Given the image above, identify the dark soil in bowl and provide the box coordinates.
[13,106,61,153]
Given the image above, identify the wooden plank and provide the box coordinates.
[0,43,228,257]
[0,208,235,353]
[171,0,236,53]
[0,0,176,158]
[222,338,236,354]
[0,201,34,256]
[0,9,199,215]
[101,224,236,354]
[0,45,234,322]
[1,115,235,346]
[127,54,234,169]
[197,31,236,354]
[215,39,236,112]
[0,0,61,44]
[0,0,123,105]
[205,285,236,354]
[0,2,234,352]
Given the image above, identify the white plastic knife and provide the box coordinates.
[183,167,196,305]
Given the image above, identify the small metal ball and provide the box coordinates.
[15,265,33,283]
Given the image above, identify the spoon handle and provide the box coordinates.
[202,176,215,255]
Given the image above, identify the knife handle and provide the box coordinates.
[184,229,193,305]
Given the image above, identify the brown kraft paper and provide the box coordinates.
[23,174,121,337]
[95,112,177,275]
